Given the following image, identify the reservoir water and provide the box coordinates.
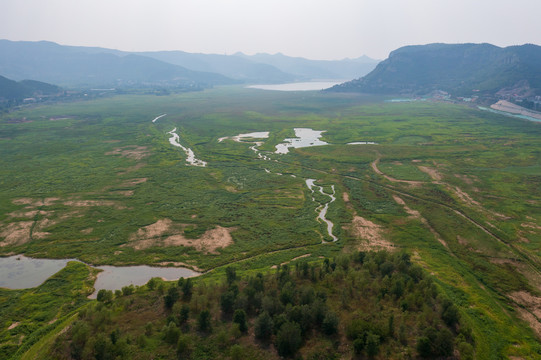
[247,81,344,92]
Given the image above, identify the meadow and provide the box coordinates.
[0,87,540,358]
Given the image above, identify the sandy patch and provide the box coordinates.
[117,163,146,175]
[106,145,150,160]
[342,192,350,202]
[350,216,395,251]
[280,254,311,266]
[127,219,235,254]
[411,159,422,163]
[0,221,34,246]
[454,174,477,185]
[121,178,148,186]
[509,291,541,337]
[452,186,480,207]
[522,223,541,231]
[8,322,20,330]
[417,166,443,181]
[9,210,39,218]
[111,190,134,197]
[157,261,203,272]
[12,198,59,207]
[63,200,125,209]
[81,228,93,235]
[130,219,174,240]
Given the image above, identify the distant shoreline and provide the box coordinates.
[490,100,541,121]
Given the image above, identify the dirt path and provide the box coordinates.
[370,155,424,186]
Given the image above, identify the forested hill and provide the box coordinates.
[0,75,62,101]
[45,251,473,359]
[329,43,541,97]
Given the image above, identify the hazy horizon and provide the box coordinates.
[2,0,541,60]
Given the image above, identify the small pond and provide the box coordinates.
[0,255,75,289]
[0,255,200,298]
[275,128,329,154]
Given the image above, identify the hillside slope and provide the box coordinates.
[0,75,62,101]
[329,43,541,96]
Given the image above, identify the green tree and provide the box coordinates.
[164,286,180,309]
[96,289,113,303]
[365,331,380,357]
[254,311,273,341]
[198,309,212,332]
[276,322,302,357]
[164,322,180,345]
[233,309,248,333]
[226,266,237,284]
[322,311,339,335]
[177,334,193,359]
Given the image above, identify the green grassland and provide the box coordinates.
[0,87,540,358]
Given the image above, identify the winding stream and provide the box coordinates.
[305,179,338,242]
[167,128,207,167]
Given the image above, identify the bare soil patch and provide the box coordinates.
[81,228,93,235]
[371,157,423,186]
[117,163,146,175]
[121,178,148,186]
[0,221,34,246]
[509,291,541,337]
[106,145,150,160]
[8,322,20,330]
[280,254,311,266]
[454,173,477,185]
[349,215,395,251]
[63,200,125,210]
[127,219,235,254]
[417,166,443,181]
[12,197,59,207]
[111,190,134,197]
[342,192,350,202]
[157,261,203,272]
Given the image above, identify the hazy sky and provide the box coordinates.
[1,0,540,60]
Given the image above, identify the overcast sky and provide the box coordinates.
[1,0,540,60]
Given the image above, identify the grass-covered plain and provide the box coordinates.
[0,87,540,358]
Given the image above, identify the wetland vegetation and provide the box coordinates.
[0,86,540,358]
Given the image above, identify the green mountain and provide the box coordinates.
[329,43,541,96]
[0,40,235,88]
[0,75,61,101]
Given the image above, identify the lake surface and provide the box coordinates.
[0,255,76,289]
[0,255,200,296]
[275,128,329,154]
[247,81,344,91]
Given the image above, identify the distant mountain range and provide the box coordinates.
[0,75,61,101]
[330,43,541,98]
[0,40,379,88]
